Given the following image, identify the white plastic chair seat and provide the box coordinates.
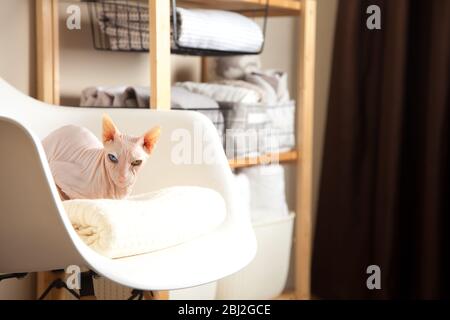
[0,79,256,291]
[85,224,254,290]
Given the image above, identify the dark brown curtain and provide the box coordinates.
[312,0,450,299]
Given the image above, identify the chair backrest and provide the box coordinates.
[0,117,84,272]
[0,78,235,197]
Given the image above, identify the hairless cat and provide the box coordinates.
[42,114,161,200]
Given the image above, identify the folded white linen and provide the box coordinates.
[64,186,226,258]
[80,85,220,109]
[175,81,262,104]
[175,8,264,53]
[171,86,220,110]
[245,70,291,104]
[216,80,267,103]
[240,165,289,222]
[233,173,251,220]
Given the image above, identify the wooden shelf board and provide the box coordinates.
[229,150,298,169]
[178,0,301,16]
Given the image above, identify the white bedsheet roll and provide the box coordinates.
[64,187,226,259]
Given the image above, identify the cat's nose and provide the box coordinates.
[118,176,127,183]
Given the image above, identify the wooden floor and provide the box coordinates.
[274,291,296,300]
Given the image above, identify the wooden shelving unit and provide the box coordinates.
[36,0,316,300]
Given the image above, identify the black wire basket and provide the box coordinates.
[86,0,149,51]
[85,0,269,56]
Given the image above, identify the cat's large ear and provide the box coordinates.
[142,126,161,154]
[102,114,120,144]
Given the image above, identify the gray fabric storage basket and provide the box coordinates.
[220,100,296,159]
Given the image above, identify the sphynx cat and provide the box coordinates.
[42,114,161,200]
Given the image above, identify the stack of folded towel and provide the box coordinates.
[174,70,290,105]
[233,173,251,220]
[80,54,290,108]
[174,81,262,105]
[172,55,294,158]
[174,54,290,105]
[79,55,294,157]
[98,7,264,53]
[80,85,226,151]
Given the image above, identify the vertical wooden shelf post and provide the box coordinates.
[149,0,171,109]
[36,0,63,300]
[148,0,171,299]
[296,0,317,300]
[36,0,60,105]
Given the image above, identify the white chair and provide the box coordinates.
[0,78,256,298]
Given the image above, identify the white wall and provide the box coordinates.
[0,0,36,96]
[313,0,338,221]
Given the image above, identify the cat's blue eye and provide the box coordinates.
[108,154,118,163]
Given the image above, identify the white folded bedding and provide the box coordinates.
[175,8,264,53]
[63,187,226,258]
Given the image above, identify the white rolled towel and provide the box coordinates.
[63,187,226,258]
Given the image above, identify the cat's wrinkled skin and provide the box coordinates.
[42,114,161,200]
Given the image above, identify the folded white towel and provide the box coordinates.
[64,187,226,258]
[80,85,220,109]
[233,173,251,219]
[241,165,289,222]
[175,8,264,53]
[171,86,220,110]
[245,70,291,104]
[175,81,262,104]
